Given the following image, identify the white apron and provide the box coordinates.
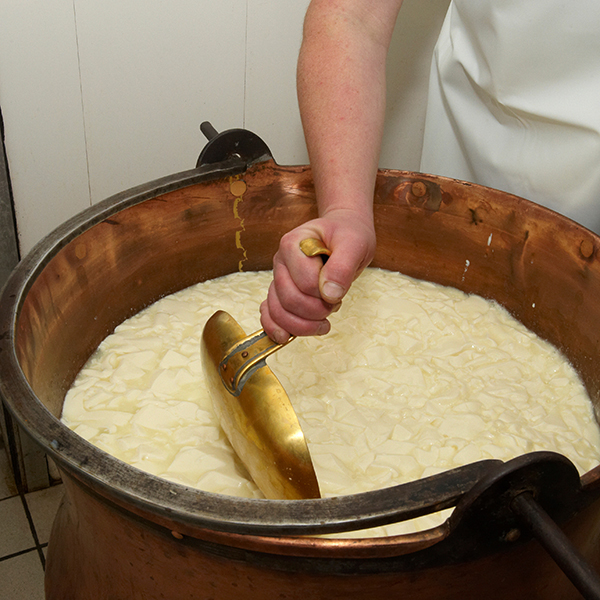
[420,0,600,233]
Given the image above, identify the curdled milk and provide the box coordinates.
[61,269,600,537]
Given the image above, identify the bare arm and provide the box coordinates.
[261,0,404,343]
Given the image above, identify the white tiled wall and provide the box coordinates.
[0,0,90,255]
[0,0,450,256]
[244,0,310,166]
[73,0,249,204]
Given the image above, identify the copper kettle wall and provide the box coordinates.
[1,128,600,598]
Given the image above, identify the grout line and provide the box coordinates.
[72,0,93,207]
[19,494,46,570]
[0,547,39,563]
[2,403,25,494]
[1,433,47,570]
[243,0,249,128]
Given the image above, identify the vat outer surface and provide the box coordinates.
[2,157,600,598]
[45,469,600,599]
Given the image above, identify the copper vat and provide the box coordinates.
[2,128,600,599]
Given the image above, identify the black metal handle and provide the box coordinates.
[196,121,273,168]
[200,121,219,141]
[512,491,600,599]
[438,452,600,599]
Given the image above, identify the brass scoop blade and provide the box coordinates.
[201,310,321,500]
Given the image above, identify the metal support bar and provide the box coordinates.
[200,121,218,141]
[512,492,600,600]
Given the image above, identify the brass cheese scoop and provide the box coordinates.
[200,238,331,500]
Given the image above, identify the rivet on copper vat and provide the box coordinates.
[2,126,600,599]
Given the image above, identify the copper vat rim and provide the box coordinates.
[2,156,600,552]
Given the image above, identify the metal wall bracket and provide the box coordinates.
[196,121,273,169]
[442,451,600,599]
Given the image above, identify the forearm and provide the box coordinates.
[298,0,403,222]
[260,1,403,342]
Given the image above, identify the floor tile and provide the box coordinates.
[0,447,18,500]
[0,496,36,558]
[26,484,64,545]
[0,550,45,600]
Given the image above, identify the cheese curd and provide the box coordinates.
[61,269,600,537]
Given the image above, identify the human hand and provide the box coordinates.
[260,208,376,343]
